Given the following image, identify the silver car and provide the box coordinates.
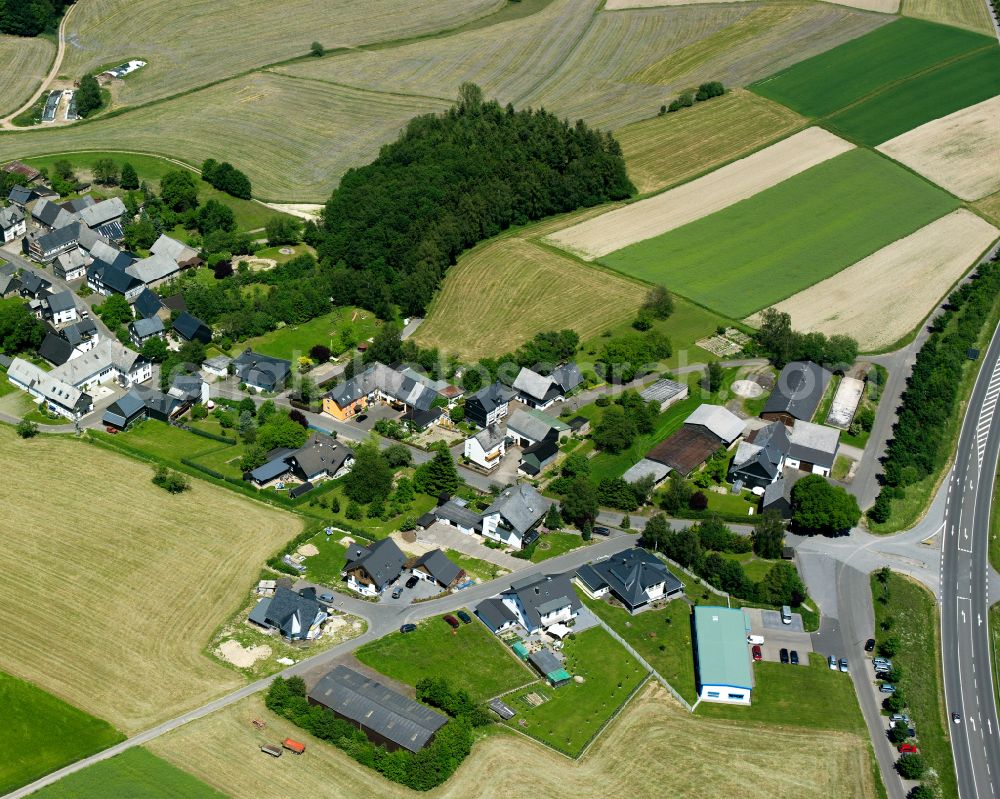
[839,657,849,673]
[828,655,838,670]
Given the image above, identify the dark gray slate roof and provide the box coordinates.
[344,537,405,591]
[412,548,461,587]
[34,223,80,256]
[326,361,438,412]
[433,500,482,530]
[233,349,291,391]
[18,270,50,296]
[519,439,559,476]
[551,362,582,393]
[132,288,163,319]
[130,316,164,339]
[38,331,74,366]
[762,477,792,509]
[505,572,580,631]
[730,422,790,482]
[289,434,352,479]
[45,290,76,313]
[529,648,564,677]
[172,311,212,343]
[475,597,517,632]
[88,260,142,295]
[763,361,832,421]
[468,381,515,414]
[7,185,33,205]
[249,586,323,639]
[308,665,447,753]
[102,389,147,428]
[576,547,682,609]
[484,483,550,535]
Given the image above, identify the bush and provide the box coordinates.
[15,420,38,438]
[896,753,925,780]
[152,465,191,493]
[689,490,708,511]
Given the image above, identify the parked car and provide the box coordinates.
[829,655,838,670]
[400,623,417,634]
[952,712,962,724]
[405,575,420,589]
[593,526,611,537]
[790,650,799,665]
[391,586,403,599]
[879,683,896,694]
[873,657,892,669]
[890,714,911,724]
[752,645,762,661]
[839,658,849,673]
[780,605,792,624]
[319,592,334,602]
[898,743,918,754]
[747,634,765,645]
[456,610,472,624]
[105,425,119,434]
[865,638,876,652]
[355,413,368,422]
[779,648,789,664]
[443,615,460,629]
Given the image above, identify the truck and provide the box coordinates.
[260,743,283,758]
[747,634,765,645]
[282,738,306,754]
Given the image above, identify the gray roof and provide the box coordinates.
[168,372,202,401]
[512,366,554,402]
[87,239,125,265]
[473,424,505,450]
[762,478,792,508]
[88,261,143,295]
[203,355,232,371]
[250,456,292,483]
[61,195,95,214]
[34,222,80,254]
[79,196,126,229]
[233,349,291,391]
[519,439,558,475]
[248,586,323,639]
[433,500,482,530]
[32,198,75,229]
[132,288,163,319]
[7,357,90,413]
[172,311,212,342]
[18,270,50,295]
[763,361,833,421]
[506,407,565,443]
[343,537,406,591]
[289,434,352,479]
[149,233,199,264]
[0,204,24,229]
[788,420,840,469]
[45,290,76,313]
[307,665,447,753]
[101,389,147,427]
[55,248,87,274]
[475,597,518,631]
[469,381,515,414]
[326,362,438,412]
[730,422,790,481]
[685,404,745,444]
[622,458,671,485]
[412,548,461,587]
[132,384,182,418]
[38,331,75,366]
[50,338,145,387]
[640,378,688,404]
[505,572,580,631]
[529,648,564,677]
[484,483,550,534]
[126,253,179,284]
[7,185,33,205]
[576,547,681,609]
[551,362,582,393]
[130,316,165,339]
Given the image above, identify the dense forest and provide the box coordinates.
[0,0,73,36]
[315,82,634,316]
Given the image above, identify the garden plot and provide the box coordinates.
[760,210,999,351]
[877,94,1000,201]
[546,127,853,260]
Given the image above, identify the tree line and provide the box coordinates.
[201,158,252,199]
[754,307,858,369]
[0,0,73,36]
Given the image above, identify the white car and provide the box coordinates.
[828,655,838,670]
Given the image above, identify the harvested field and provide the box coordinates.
[759,211,999,350]
[413,233,647,360]
[826,46,1000,145]
[976,191,1000,227]
[877,95,1000,201]
[547,127,853,260]
[148,684,876,799]
[0,36,54,119]
[599,149,960,318]
[750,18,995,118]
[0,73,452,201]
[0,428,300,734]
[61,0,500,107]
[616,89,806,194]
[902,0,995,34]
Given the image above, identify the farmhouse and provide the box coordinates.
[168,373,205,405]
[464,424,505,470]
[31,198,75,230]
[518,438,559,477]
[307,665,448,753]
[481,482,550,550]
[342,537,406,596]
[48,338,151,391]
[53,248,88,282]
[233,349,292,392]
[38,330,75,366]
[17,270,51,299]
[6,358,93,419]
[410,548,464,590]
[131,288,164,320]
[27,222,80,262]
[172,311,213,344]
[479,572,581,635]
[645,405,742,477]
[640,377,689,411]
[762,361,832,426]
[87,260,144,300]
[322,361,440,422]
[126,253,180,288]
[512,363,581,409]
[0,204,26,243]
[464,381,515,428]
[786,420,840,477]
[684,404,745,445]
[249,585,327,641]
[575,547,683,612]
[248,434,353,488]
[728,422,789,489]
[506,407,569,447]
[6,185,36,208]
[149,233,202,268]
[693,606,753,705]
[78,197,126,236]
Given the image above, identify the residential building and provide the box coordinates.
[511,363,582,410]
[129,316,165,347]
[576,547,683,612]
[464,381,514,428]
[639,378,689,411]
[464,424,505,470]
[86,260,144,300]
[728,422,789,489]
[53,248,88,281]
[102,386,184,429]
[78,197,126,231]
[517,439,559,477]
[6,358,92,419]
[131,288,164,320]
[126,253,180,288]
[786,420,840,477]
[31,198,75,230]
[410,549,464,590]
[26,222,80,262]
[48,338,151,391]
[342,538,406,596]
[149,233,202,268]
[479,572,581,635]
[172,311,213,344]
[693,606,753,705]
[202,355,232,378]
[45,290,78,326]
[322,361,439,422]
[38,330,76,366]
[761,478,792,518]
[7,185,36,208]
[307,666,447,753]
[0,204,26,243]
[248,585,327,641]
[17,270,51,299]
[247,434,354,488]
[233,349,291,392]
[505,407,569,447]
[621,457,671,487]
[550,362,583,395]
[481,483,550,550]
[761,361,833,426]
[61,318,99,356]
[429,499,481,535]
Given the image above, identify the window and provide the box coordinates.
[707,691,720,698]
[728,693,744,700]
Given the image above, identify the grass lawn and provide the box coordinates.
[0,671,124,794]
[355,614,533,702]
[813,374,841,424]
[704,488,757,519]
[300,482,437,540]
[696,653,866,734]
[446,550,508,583]
[237,307,380,361]
[871,572,956,798]
[718,551,778,583]
[531,531,588,563]
[113,419,235,463]
[832,455,853,481]
[31,747,225,799]
[252,243,315,263]
[599,149,959,319]
[301,529,351,585]
[826,45,1000,145]
[581,595,697,703]
[503,626,646,757]
[22,151,290,231]
[748,18,995,118]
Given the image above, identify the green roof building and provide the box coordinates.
[693,606,753,705]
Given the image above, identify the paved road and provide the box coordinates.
[940,317,1000,799]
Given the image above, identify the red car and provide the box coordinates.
[751,645,762,662]
[898,743,918,754]
[105,425,119,434]
[443,615,460,629]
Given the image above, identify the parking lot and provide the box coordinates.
[377,571,443,606]
[744,607,814,663]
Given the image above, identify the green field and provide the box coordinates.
[238,307,380,362]
[871,572,956,798]
[0,672,124,794]
[355,614,533,702]
[531,532,590,562]
[825,46,1000,145]
[502,626,646,757]
[696,653,866,734]
[581,595,697,703]
[749,18,995,118]
[31,748,226,799]
[599,150,959,318]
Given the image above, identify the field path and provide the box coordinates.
[0,1,77,128]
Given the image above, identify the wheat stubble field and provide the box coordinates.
[0,429,300,734]
[0,35,54,118]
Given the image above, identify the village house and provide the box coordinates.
[463,424,505,470]
[576,547,683,613]
[476,572,580,635]
[101,385,185,429]
[149,233,203,268]
[247,434,354,489]
[464,381,515,428]
[481,482,550,550]
[201,355,233,378]
[505,407,569,448]
[129,316,165,348]
[7,358,93,419]
[47,338,151,391]
[248,585,327,641]
[26,223,80,262]
[0,204,26,243]
[78,196,127,241]
[172,311,213,345]
[728,421,789,490]
[44,290,78,326]
[126,253,180,289]
[427,497,482,535]
[511,362,581,409]
[761,360,833,426]
[87,260,144,300]
[517,438,560,477]
[233,349,292,393]
[131,288,164,320]
[53,248,88,282]
[342,537,406,596]
[322,361,441,425]
[409,549,465,590]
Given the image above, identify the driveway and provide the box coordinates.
[744,607,813,663]
[416,522,527,572]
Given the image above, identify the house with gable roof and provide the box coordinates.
[0,204,26,243]
[248,585,327,640]
[410,549,464,590]
[464,381,515,428]
[575,547,683,613]
[728,421,789,490]
[481,482,550,550]
[342,537,406,596]
[6,357,93,419]
[463,424,505,470]
[477,572,581,635]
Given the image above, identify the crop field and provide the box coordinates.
[902,0,995,34]
[877,95,1000,201]
[547,127,853,260]
[598,149,959,318]
[61,0,501,107]
[413,234,647,360]
[0,671,123,794]
[32,748,226,799]
[608,0,897,8]
[616,90,806,195]
[762,211,1000,351]
[825,46,1000,145]
[977,191,1000,227]
[0,36,54,119]
[749,18,995,118]
[148,684,877,798]
[0,428,300,734]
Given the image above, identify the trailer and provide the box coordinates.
[282,738,306,754]
[260,743,283,758]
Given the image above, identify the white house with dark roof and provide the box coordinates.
[6,357,93,419]
[342,537,406,596]
[410,549,464,590]
[464,381,514,428]
[576,547,683,613]
[248,585,327,641]
[0,204,25,243]
[49,338,151,390]
[463,424,505,470]
[129,316,165,347]
[53,248,88,282]
[477,572,581,635]
[786,420,840,477]
[481,482,550,550]
[44,290,78,326]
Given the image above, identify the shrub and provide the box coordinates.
[15,420,38,438]
[152,465,190,493]
[689,490,708,511]
[896,754,925,780]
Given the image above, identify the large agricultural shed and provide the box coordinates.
[693,606,753,705]
[826,377,865,429]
